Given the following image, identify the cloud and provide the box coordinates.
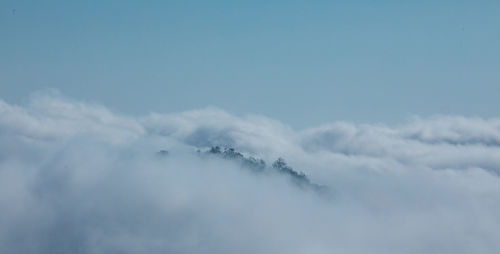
[1,93,500,253]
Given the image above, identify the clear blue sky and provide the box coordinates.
[1,0,499,127]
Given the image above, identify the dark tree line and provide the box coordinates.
[204,146,328,195]
[207,146,266,172]
[157,146,330,196]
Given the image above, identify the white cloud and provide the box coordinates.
[1,93,500,253]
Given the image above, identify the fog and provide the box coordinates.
[1,93,500,253]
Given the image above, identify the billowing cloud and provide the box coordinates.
[1,93,500,253]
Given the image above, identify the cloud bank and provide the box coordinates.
[1,93,500,253]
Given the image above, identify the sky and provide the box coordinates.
[2,2,500,252]
[1,0,499,127]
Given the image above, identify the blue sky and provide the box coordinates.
[1,0,499,127]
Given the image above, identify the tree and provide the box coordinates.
[209,146,221,154]
[272,158,290,171]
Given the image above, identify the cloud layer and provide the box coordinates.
[1,93,500,253]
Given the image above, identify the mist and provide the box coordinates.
[1,93,500,253]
